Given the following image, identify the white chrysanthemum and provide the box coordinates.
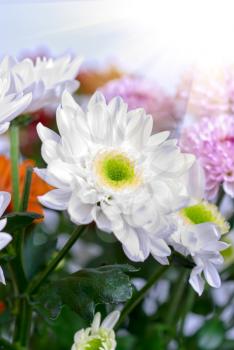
[71,311,119,350]
[0,192,12,284]
[170,202,229,295]
[0,60,32,133]
[35,91,195,263]
[1,55,81,113]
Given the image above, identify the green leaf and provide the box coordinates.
[3,212,43,232]
[34,264,137,321]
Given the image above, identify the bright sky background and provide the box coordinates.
[1,0,234,90]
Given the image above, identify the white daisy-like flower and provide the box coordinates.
[0,191,12,284]
[1,55,81,113]
[71,311,120,350]
[35,91,195,263]
[0,61,32,133]
[170,202,229,295]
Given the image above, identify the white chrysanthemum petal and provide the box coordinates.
[0,122,10,134]
[150,238,171,258]
[114,222,137,250]
[101,311,120,330]
[147,131,170,148]
[107,96,128,146]
[154,256,170,265]
[185,160,205,202]
[114,224,149,262]
[37,122,60,143]
[189,266,205,296]
[0,266,6,285]
[203,263,221,288]
[47,160,75,186]
[88,91,106,109]
[223,181,234,198]
[68,194,93,225]
[34,168,69,189]
[126,109,153,149]
[92,312,101,333]
[0,61,32,132]
[41,139,58,163]
[0,92,32,124]
[87,102,111,144]
[0,219,7,232]
[0,192,11,217]
[92,206,112,233]
[0,232,12,250]
[38,189,71,211]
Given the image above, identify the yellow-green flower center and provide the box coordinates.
[94,151,141,190]
[79,329,114,350]
[181,201,229,234]
[103,155,134,182]
[84,338,102,350]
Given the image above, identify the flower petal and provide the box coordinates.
[68,194,93,225]
[101,311,120,329]
[0,232,12,250]
[0,192,11,217]
[223,181,234,198]
[189,266,204,296]
[203,263,221,288]
[38,189,71,210]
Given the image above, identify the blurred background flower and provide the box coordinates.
[180,115,234,200]
[100,76,188,134]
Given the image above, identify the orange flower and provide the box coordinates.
[0,156,52,219]
[77,66,124,94]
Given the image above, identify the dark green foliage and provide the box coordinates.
[34,264,137,320]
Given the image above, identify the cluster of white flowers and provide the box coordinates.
[35,90,229,295]
[0,52,230,297]
[0,54,82,283]
[0,54,81,133]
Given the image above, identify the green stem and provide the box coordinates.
[115,265,169,329]
[19,299,32,348]
[27,225,86,295]
[10,125,20,211]
[13,298,32,347]
[166,270,188,326]
[20,167,33,212]
[179,287,195,336]
[13,166,34,345]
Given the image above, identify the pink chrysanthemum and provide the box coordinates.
[181,66,234,119]
[180,114,234,199]
[100,76,187,133]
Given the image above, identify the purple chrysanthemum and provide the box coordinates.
[100,76,187,133]
[180,114,234,200]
